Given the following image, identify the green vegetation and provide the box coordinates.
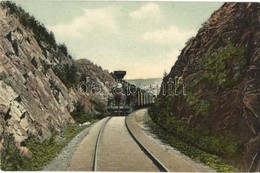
[185,42,246,117]
[185,91,212,117]
[185,91,200,106]
[71,100,108,124]
[0,1,56,51]
[58,44,69,57]
[71,101,93,123]
[145,117,237,172]
[148,42,247,171]
[1,1,76,88]
[0,1,70,58]
[199,42,246,89]
[193,100,212,117]
[40,59,51,75]
[0,2,108,170]
[90,99,109,119]
[1,125,85,171]
[149,95,243,171]
[52,63,81,89]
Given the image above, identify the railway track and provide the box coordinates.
[68,110,213,171]
[92,116,169,172]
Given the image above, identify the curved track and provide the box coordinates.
[125,117,170,172]
[93,116,169,172]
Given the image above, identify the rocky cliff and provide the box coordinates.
[0,2,114,156]
[153,2,259,171]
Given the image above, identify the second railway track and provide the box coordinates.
[92,116,169,172]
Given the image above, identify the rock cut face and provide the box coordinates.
[162,2,260,171]
[0,7,75,145]
[0,4,114,155]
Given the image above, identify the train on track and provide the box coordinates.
[107,71,155,115]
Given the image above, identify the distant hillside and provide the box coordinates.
[127,78,162,95]
[127,78,162,88]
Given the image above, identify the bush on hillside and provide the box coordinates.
[0,1,56,50]
[71,101,93,123]
[90,99,109,119]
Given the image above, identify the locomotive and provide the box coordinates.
[107,71,155,116]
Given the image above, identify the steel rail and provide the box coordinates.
[93,116,169,172]
[125,116,170,172]
[93,117,112,171]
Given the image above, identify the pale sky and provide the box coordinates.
[14,1,223,79]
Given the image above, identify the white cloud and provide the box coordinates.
[150,49,179,76]
[49,7,119,40]
[130,3,161,20]
[165,49,179,62]
[143,25,196,46]
[123,49,180,79]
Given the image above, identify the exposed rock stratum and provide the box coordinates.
[161,2,259,171]
[0,5,114,155]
